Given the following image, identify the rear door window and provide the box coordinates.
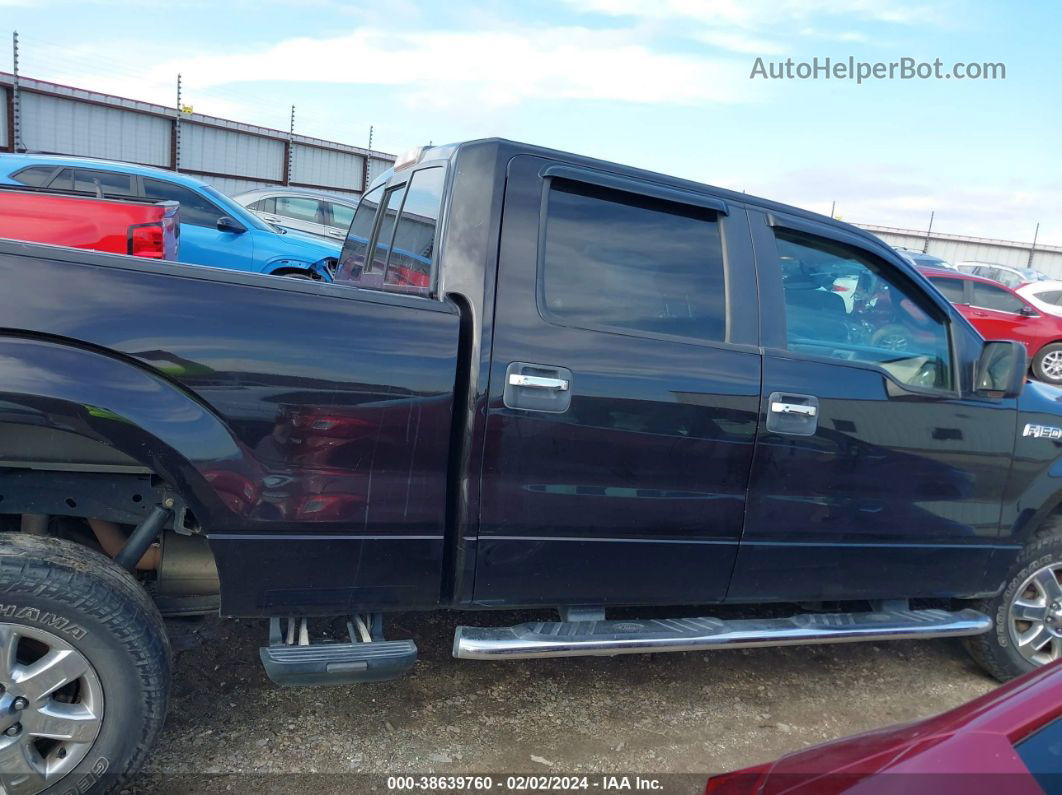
[275,196,325,224]
[330,202,355,230]
[929,277,967,304]
[51,168,134,198]
[540,178,726,342]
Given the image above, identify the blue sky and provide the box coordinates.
[3,0,1059,243]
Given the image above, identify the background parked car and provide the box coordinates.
[0,153,340,279]
[234,187,357,243]
[705,660,1062,795]
[922,266,1062,384]
[957,261,1051,289]
[894,246,956,270]
[1019,281,1062,318]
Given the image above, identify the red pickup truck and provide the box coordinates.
[0,187,179,259]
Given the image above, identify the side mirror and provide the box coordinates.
[217,216,247,234]
[1020,304,1038,317]
[975,340,1027,398]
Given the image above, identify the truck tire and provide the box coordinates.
[964,529,1062,681]
[1032,343,1062,384]
[0,533,170,793]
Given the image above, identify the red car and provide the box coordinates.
[0,187,179,260]
[707,660,1062,795]
[922,267,1062,385]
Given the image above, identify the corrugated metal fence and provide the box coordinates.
[0,72,394,199]
[859,224,1062,278]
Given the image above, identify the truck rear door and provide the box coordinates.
[474,155,761,606]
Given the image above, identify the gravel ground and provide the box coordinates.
[132,608,1000,793]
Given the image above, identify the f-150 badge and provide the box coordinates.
[1023,423,1062,439]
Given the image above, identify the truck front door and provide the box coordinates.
[474,156,761,607]
[730,210,1019,602]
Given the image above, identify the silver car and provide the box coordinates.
[233,187,359,243]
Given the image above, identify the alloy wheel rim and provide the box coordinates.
[1041,351,1062,380]
[0,623,104,795]
[1007,562,1062,667]
[879,334,910,351]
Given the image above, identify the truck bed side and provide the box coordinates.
[0,240,461,615]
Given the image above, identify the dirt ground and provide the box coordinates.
[132,608,1000,793]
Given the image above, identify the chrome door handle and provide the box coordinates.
[771,401,817,417]
[508,374,569,391]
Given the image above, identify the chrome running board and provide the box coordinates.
[453,607,991,660]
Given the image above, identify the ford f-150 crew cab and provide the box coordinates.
[0,139,1059,792]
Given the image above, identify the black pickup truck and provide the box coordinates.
[0,138,1060,792]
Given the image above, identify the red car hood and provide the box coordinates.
[711,661,1062,795]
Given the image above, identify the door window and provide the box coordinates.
[51,168,134,198]
[540,178,726,342]
[330,203,355,230]
[275,196,324,225]
[971,282,1026,314]
[929,277,966,303]
[775,228,953,391]
[143,178,225,228]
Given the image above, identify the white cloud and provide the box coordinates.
[140,27,752,108]
[566,0,946,28]
[696,31,786,55]
[742,166,1061,246]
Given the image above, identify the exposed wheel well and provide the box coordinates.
[0,467,219,615]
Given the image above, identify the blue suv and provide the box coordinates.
[0,153,340,279]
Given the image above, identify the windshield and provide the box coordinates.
[202,185,273,232]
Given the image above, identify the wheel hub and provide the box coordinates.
[1008,563,1062,665]
[0,623,104,794]
[0,690,23,736]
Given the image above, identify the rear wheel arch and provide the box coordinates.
[0,335,250,524]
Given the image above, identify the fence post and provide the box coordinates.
[362,124,373,194]
[284,104,295,186]
[172,73,182,171]
[11,30,22,152]
[1028,222,1040,268]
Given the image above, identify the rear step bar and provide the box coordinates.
[453,607,991,660]
[260,616,416,686]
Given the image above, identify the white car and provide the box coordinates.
[957,261,1051,289]
[1017,280,1062,318]
[233,187,359,243]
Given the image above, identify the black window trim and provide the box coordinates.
[766,213,961,399]
[541,164,729,215]
[531,168,755,355]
